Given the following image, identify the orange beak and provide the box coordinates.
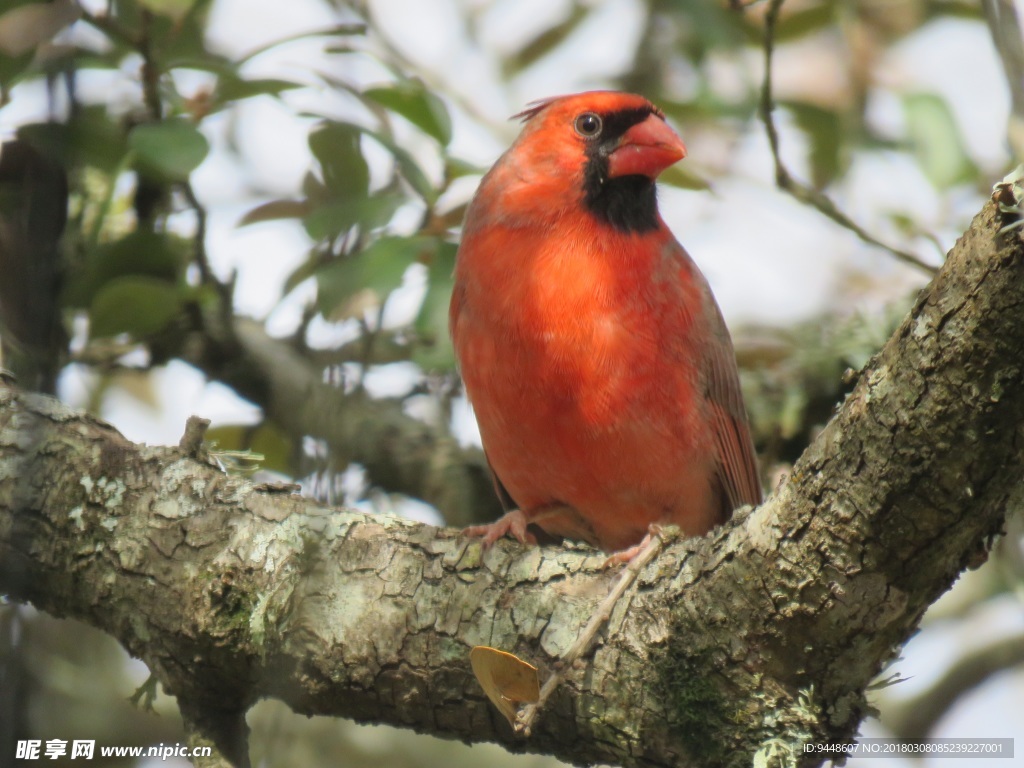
[607,114,686,179]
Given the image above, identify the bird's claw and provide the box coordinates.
[601,525,664,568]
[463,508,537,548]
[602,543,643,568]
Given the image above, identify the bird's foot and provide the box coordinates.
[601,541,644,568]
[463,508,537,548]
[601,525,664,569]
[515,525,667,735]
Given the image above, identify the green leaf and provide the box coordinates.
[238,198,310,227]
[445,156,486,180]
[68,231,184,308]
[0,49,33,93]
[365,82,452,146]
[933,1,984,20]
[89,276,183,338]
[361,128,436,203]
[235,24,366,66]
[412,240,457,370]
[301,170,329,205]
[0,0,80,57]
[137,0,199,21]
[502,5,589,75]
[282,254,320,296]
[19,107,128,172]
[128,118,209,181]
[775,3,836,42]
[147,0,216,66]
[206,422,294,476]
[779,385,809,439]
[315,236,425,317]
[667,1,747,60]
[306,119,437,203]
[783,100,843,188]
[903,92,977,189]
[302,192,403,241]
[659,164,712,191]
[216,76,304,104]
[308,121,369,199]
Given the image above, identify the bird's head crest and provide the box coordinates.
[511,97,561,123]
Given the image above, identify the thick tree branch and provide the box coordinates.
[0,198,1021,768]
[178,315,502,526]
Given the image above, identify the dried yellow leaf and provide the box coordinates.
[469,646,540,727]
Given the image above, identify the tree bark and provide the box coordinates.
[0,198,1021,768]
[177,314,503,528]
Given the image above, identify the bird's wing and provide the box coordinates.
[485,449,518,512]
[701,293,763,515]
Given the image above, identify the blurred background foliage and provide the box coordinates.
[0,0,1022,766]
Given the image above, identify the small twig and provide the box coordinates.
[137,10,162,120]
[180,182,213,284]
[291,303,317,351]
[127,672,159,713]
[78,9,138,49]
[85,4,229,311]
[359,21,512,140]
[993,163,1024,232]
[357,302,389,388]
[886,631,1024,739]
[180,181,233,308]
[85,7,232,312]
[306,332,411,369]
[514,530,666,736]
[759,0,937,275]
[178,415,211,457]
[180,182,237,335]
[982,0,1024,159]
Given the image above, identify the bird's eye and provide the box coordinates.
[574,112,602,138]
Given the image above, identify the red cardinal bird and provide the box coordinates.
[450,91,761,554]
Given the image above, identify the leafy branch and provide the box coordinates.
[757,0,938,275]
